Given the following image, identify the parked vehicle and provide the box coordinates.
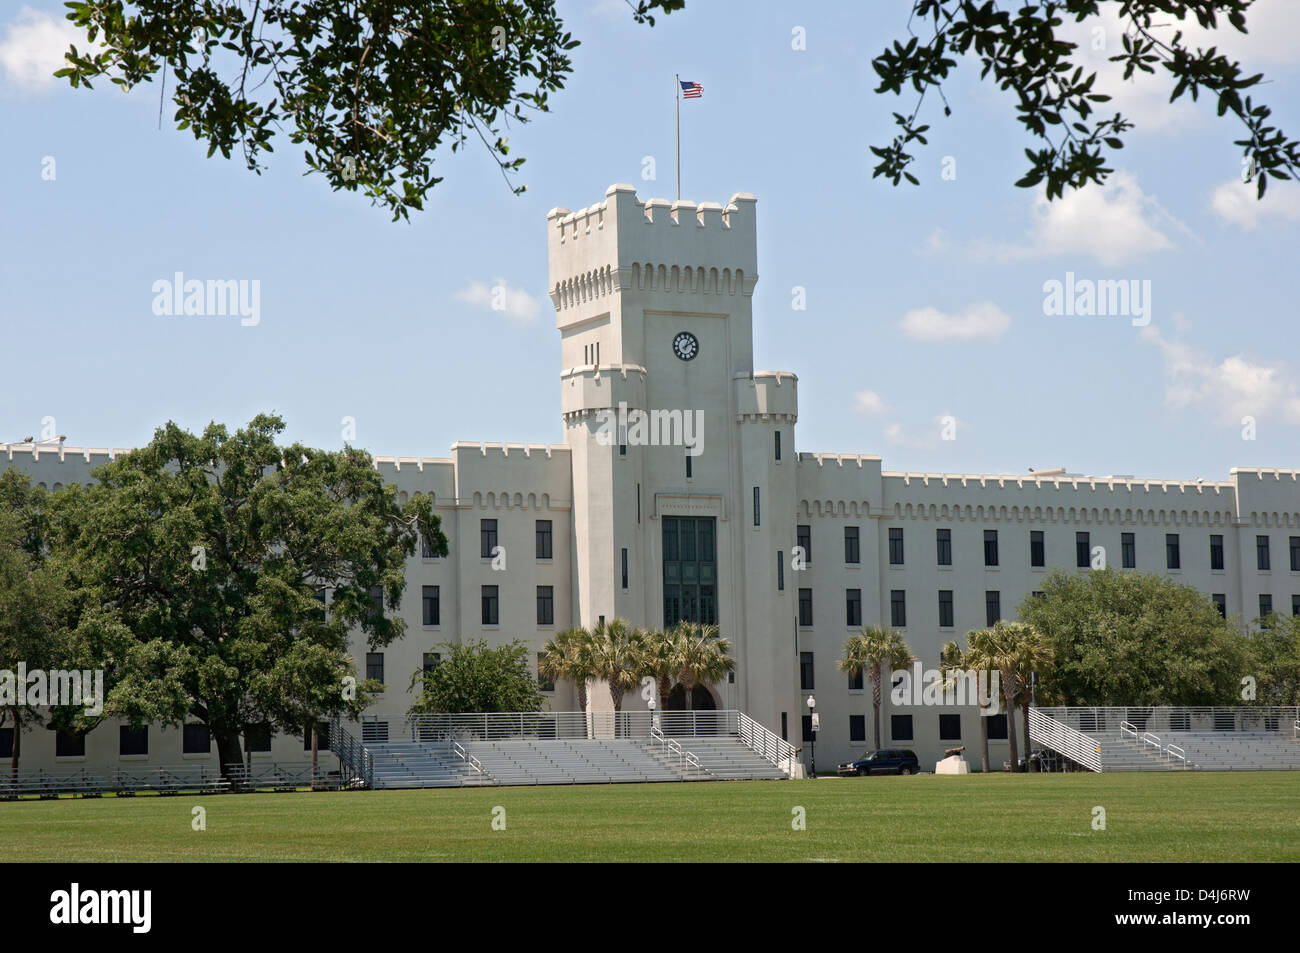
[837,749,920,776]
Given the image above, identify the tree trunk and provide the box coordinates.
[658,676,671,712]
[577,680,587,713]
[9,710,20,780]
[980,708,990,773]
[310,722,319,789]
[1021,697,1033,772]
[871,666,882,749]
[215,728,243,783]
[1003,673,1018,772]
[683,678,694,712]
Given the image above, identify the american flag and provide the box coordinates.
[680,80,703,99]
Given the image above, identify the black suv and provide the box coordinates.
[838,749,921,776]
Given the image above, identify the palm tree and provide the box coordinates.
[941,636,990,772]
[669,621,735,711]
[585,618,645,713]
[838,626,914,749]
[1008,622,1054,771]
[539,626,595,712]
[970,622,1022,771]
[640,628,677,711]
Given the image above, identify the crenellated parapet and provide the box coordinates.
[547,184,758,327]
[734,371,798,424]
[559,363,648,422]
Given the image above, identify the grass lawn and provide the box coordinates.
[2,772,1297,862]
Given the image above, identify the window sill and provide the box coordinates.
[118,754,150,762]
[938,565,953,572]
[182,752,212,760]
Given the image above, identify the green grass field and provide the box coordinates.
[2,772,1297,862]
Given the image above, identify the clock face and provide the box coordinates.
[672,331,699,361]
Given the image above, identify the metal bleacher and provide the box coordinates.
[1030,707,1300,772]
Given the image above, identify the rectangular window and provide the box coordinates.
[366,652,385,682]
[1122,532,1136,569]
[797,525,811,564]
[423,652,441,675]
[482,585,499,625]
[245,725,272,753]
[938,590,954,628]
[936,528,952,566]
[984,530,999,567]
[370,585,384,618]
[849,715,866,742]
[985,590,1001,626]
[1212,593,1227,618]
[538,653,554,692]
[480,518,498,559]
[422,585,439,626]
[890,714,913,741]
[420,532,438,559]
[846,589,862,627]
[888,527,904,565]
[1030,530,1045,568]
[685,453,692,479]
[774,431,781,461]
[536,519,553,559]
[798,588,813,627]
[1211,534,1225,571]
[119,726,148,756]
[662,517,717,627]
[621,548,629,589]
[182,724,210,754]
[537,585,554,626]
[939,713,962,741]
[845,526,860,564]
[986,714,1008,740]
[777,551,785,591]
[800,652,815,690]
[637,483,641,523]
[753,487,760,527]
[56,731,85,758]
[1293,594,1300,616]
[848,667,863,691]
[1291,537,1300,572]
[0,728,12,759]
[1075,532,1090,568]
[1259,593,1273,620]
[1165,533,1181,569]
[1032,590,1045,600]
[303,722,331,752]
[781,713,788,741]
[1257,535,1271,571]
[890,589,907,627]
[361,722,389,744]
[801,715,814,743]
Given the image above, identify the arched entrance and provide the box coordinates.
[665,683,717,711]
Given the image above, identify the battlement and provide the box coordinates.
[559,363,648,417]
[1230,467,1300,481]
[735,371,799,419]
[547,184,758,316]
[881,471,1235,497]
[798,452,883,469]
[449,442,571,459]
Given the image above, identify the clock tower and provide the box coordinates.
[547,185,799,730]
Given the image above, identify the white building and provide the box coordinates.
[4,183,1300,775]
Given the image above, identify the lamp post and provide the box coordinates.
[648,696,657,738]
[807,695,818,778]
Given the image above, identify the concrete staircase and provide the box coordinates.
[367,742,491,788]
[652,736,787,781]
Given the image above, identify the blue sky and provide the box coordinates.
[2,0,1298,480]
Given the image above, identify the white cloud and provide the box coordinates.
[1141,325,1300,426]
[0,7,81,92]
[454,279,540,324]
[976,171,1177,266]
[852,390,889,415]
[899,301,1010,342]
[882,416,964,452]
[1210,178,1300,231]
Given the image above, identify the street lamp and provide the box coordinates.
[648,696,657,737]
[807,695,818,778]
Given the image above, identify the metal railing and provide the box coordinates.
[330,717,374,789]
[450,741,484,776]
[1142,732,1162,753]
[1027,707,1102,772]
[1120,721,1137,740]
[1033,706,1300,735]
[1166,744,1187,768]
[407,709,741,742]
[736,710,800,776]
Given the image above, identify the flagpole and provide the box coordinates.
[675,73,681,200]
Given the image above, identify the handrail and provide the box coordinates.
[1027,707,1102,772]
[1166,744,1186,769]
[735,710,799,776]
[1141,731,1162,751]
[1120,721,1137,739]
